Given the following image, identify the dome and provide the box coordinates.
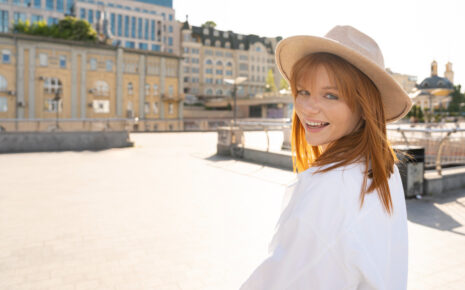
[418,75,453,90]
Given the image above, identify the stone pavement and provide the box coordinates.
[0,132,464,290]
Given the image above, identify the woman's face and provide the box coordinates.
[294,65,362,151]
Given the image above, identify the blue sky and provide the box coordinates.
[174,0,465,89]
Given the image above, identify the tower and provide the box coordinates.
[444,62,454,84]
[431,60,438,76]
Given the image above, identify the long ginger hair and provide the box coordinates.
[289,53,398,215]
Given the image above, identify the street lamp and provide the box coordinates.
[224,77,247,126]
[53,88,61,130]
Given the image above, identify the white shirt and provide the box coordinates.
[240,162,408,290]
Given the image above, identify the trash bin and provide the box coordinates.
[393,145,425,198]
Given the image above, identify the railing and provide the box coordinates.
[0,118,183,132]
[228,119,465,175]
[386,123,465,175]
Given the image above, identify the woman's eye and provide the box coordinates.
[325,93,339,100]
[297,90,310,96]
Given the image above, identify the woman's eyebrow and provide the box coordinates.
[322,86,338,90]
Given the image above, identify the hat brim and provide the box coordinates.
[275,35,412,123]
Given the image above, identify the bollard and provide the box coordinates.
[217,126,243,157]
[393,145,425,198]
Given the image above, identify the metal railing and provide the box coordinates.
[225,119,465,175]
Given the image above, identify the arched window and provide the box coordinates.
[216,89,223,95]
[206,88,213,95]
[153,84,159,95]
[0,75,7,91]
[205,39,211,46]
[239,43,245,50]
[216,60,223,66]
[128,82,133,95]
[226,61,232,67]
[94,80,109,96]
[215,40,221,47]
[225,42,231,48]
[43,77,62,94]
[205,59,213,65]
[145,83,150,96]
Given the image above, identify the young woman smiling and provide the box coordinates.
[240,26,412,290]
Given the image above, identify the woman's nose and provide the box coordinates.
[296,95,320,114]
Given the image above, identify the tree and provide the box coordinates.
[13,17,97,42]
[279,78,289,91]
[201,21,217,28]
[265,69,277,92]
[447,85,465,113]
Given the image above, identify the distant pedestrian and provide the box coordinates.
[240,26,411,289]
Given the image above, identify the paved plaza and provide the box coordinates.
[0,132,464,289]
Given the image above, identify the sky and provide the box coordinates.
[173,0,465,90]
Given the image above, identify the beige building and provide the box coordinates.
[179,20,282,101]
[0,32,183,131]
[386,68,417,94]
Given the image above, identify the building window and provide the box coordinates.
[226,70,232,76]
[33,0,41,9]
[117,14,123,36]
[205,59,213,65]
[0,75,7,90]
[14,12,27,24]
[110,13,115,35]
[2,50,10,64]
[216,60,223,66]
[88,9,94,24]
[168,85,174,97]
[216,69,223,75]
[239,43,245,50]
[204,49,213,56]
[168,103,173,114]
[138,18,142,39]
[124,15,129,37]
[43,78,62,94]
[94,81,109,96]
[93,100,110,113]
[45,99,62,112]
[46,0,54,10]
[153,84,158,95]
[125,41,135,49]
[205,39,211,46]
[183,77,189,83]
[127,82,133,95]
[39,53,48,66]
[89,58,97,70]
[139,43,148,50]
[144,102,150,114]
[215,79,222,84]
[205,68,213,74]
[168,37,173,46]
[80,8,86,19]
[206,88,213,95]
[0,10,8,33]
[153,102,158,114]
[59,55,66,68]
[145,83,150,96]
[0,96,7,112]
[225,42,231,48]
[215,40,221,47]
[66,0,73,14]
[216,89,223,95]
[144,19,149,40]
[47,17,58,26]
[168,25,173,33]
[151,20,155,40]
[106,60,113,72]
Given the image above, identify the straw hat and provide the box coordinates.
[275,25,412,123]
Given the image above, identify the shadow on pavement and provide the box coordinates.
[406,188,465,236]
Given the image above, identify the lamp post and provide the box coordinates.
[224,77,247,126]
[53,88,61,130]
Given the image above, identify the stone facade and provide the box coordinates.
[0,33,183,131]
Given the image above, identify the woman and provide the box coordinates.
[240,26,411,289]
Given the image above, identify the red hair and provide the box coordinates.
[289,53,398,215]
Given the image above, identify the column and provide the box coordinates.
[159,57,165,119]
[80,51,87,118]
[28,46,35,119]
[138,54,145,119]
[116,47,123,117]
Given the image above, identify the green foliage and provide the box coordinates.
[265,69,277,92]
[279,78,289,91]
[13,17,97,42]
[447,85,465,113]
[201,21,217,28]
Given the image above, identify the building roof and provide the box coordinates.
[189,25,281,53]
[418,75,453,90]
